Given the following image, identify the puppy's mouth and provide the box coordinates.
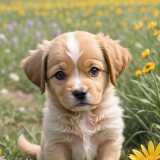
[75,100,90,107]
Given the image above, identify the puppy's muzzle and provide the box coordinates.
[72,89,87,101]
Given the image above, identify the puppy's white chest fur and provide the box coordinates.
[70,113,97,160]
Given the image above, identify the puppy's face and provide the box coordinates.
[22,31,131,112]
[46,32,108,111]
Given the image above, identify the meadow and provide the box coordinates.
[0,0,160,159]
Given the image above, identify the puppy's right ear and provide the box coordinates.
[21,41,50,94]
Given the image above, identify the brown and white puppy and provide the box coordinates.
[18,31,131,160]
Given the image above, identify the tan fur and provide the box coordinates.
[18,135,40,156]
[19,31,131,160]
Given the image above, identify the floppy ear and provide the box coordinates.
[98,34,131,86]
[21,41,49,93]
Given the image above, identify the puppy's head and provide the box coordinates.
[22,31,131,112]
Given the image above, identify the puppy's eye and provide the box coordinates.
[89,67,100,77]
[54,71,66,80]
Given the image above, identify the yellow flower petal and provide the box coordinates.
[132,149,145,159]
[129,154,142,160]
[156,155,160,160]
[148,141,155,156]
[141,144,149,157]
[154,143,160,156]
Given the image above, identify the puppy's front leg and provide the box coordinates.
[44,143,71,160]
[96,137,123,160]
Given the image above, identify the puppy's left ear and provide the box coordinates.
[97,34,131,86]
[21,41,49,94]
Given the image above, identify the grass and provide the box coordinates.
[0,0,160,159]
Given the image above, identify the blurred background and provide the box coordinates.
[0,0,159,159]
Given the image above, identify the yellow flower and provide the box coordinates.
[66,18,72,24]
[116,8,122,15]
[135,22,143,30]
[2,23,8,29]
[129,141,160,160]
[135,70,142,77]
[95,21,102,27]
[0,148,2,156]
[153,10,159,17]
[147,21,157,29]
[19,10,25,17]
[143,62,156,73]
[82,20,87,26]
[97,10,103,16]
[153,30,160,36]
[141,49,150,59]
[120,21,127,27]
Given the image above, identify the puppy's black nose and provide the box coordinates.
[72,90,87,100]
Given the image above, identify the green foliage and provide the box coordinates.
[0,0,159,159]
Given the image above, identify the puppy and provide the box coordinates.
[18,31,131,160]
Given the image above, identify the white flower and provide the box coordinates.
[0,88,9,95]
[4,49,11,54]
[9,73,20,81]
[135,42,143,49]
[19,106,26,113]
[0,34,7,43]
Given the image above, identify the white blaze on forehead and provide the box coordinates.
[66,32,82,89]
[66,32,81,63]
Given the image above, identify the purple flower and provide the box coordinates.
[50,22,58,29]
[12,22,18,28]
[35,31,41,40]
[26,19,33,27]
[23,28,29,35]
[12,37,18,46]
[55,28,62,36]
[8,25,14,32]
[8,65,13,71]
[1,69,6,75]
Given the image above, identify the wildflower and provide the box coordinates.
[4,49,11,54]
[82,20,87,26]
[141,49,150,59]
[50,22,58,29]
[153,10,159,17]
[66,18,72,24]
[12,37,18,46]
[23,28,29,36]
[135,70,142,77]
[35,31,42,40]
[120,21,127,27]
[116,8,122,15]
[55,28,62,36]
[153,30,160,36]
[8,24,14,32]
[97,10,103,16]
[0,88,8,95]
[95,21,102,27]
[147,21,157,29]
[9,73,20,81]
[19,106,26,113]
[143,62,156,73]
[19,10,25,17]
[1,69,6,75]
[129,141,160,160]
[135,22,143,30]
[26,19,33,27]
[0,34,7,43]
[2,23,8,29]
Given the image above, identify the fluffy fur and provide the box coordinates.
[18,31,131,160]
